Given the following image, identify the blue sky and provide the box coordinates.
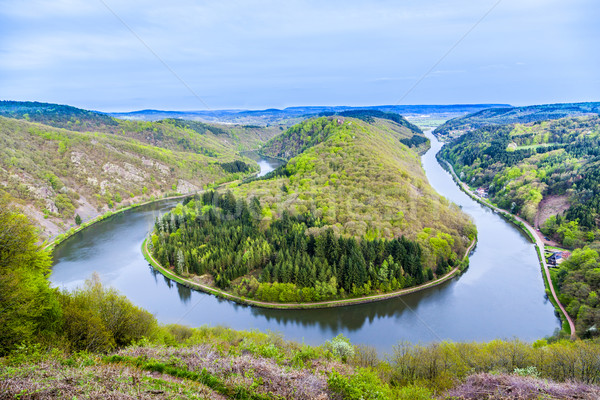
[0,0,598,111]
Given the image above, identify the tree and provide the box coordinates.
[0,195,62,355]
[75,214,82,225]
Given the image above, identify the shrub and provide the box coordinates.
[328,368,393,400]
[59,274,157,352]
[326,334,355,362]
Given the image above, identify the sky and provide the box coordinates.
[0,0,598,111]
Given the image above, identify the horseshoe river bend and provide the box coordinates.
[50,131,559,353]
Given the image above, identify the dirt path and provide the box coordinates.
[444,161,577,339]
[143,236,476,310]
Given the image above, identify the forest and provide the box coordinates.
[150,191,454,302]
[237,116,475,271]
[439,116,600,249]
[439,115,600,336]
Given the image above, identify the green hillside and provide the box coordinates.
[0,117,257,240]
[439,115,600,336]
[260,112,427,160]
[151,116,474,303]
[0,102,285,240]
[434,102,600,140]
[0,101,282,154]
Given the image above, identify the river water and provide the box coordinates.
[50,132,559,353]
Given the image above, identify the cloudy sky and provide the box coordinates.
[1,0,598,111]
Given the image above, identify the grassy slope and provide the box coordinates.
[235,116,475,269]
[434,101,600,140]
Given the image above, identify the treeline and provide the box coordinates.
[220,160,253,173]
[318,109,423,133]
[400,134,429,148]
[150,191,454,302]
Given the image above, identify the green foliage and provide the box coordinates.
[59,273,157,352]
[0,195,62,355]
[326,334,355,362]
[153,190,431,301]
[554,247,600,336]
[241,116,474,271]
[328,368,394,400]
[440,115,600,249]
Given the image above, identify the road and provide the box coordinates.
[444,160,577,339]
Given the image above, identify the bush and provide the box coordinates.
[59,274,157,352]
[326,334,355,362]
[328,368,394,400]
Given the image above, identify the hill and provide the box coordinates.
[259,111,427,160]
[0,116,258,240]
[0,101,282,153]
[150,116,475,303]
[0,100,119,132]
[439,115,600,336]
[434,102,600,140]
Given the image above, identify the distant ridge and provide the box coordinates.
[108,104,510,125]
[434,101,600,140]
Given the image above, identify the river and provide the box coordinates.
[50,131,559,353]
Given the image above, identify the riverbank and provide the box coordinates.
[141,234,476,310]
[42,192,195,252]
[438,156,576,339]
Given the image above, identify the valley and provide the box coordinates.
[3,100,599,399]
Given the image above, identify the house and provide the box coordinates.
[476,187,489,198]
[548,252,561,266]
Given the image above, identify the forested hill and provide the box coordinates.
[439,115,600,336]
[318,109,423,133]
[434,102,600,140]
[260,112,426,160]
[0,100,118,132]
[0,102,284,240]
[0,101,282,154]
[152,116,475,303]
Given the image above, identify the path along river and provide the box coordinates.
[50,132,559,354]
